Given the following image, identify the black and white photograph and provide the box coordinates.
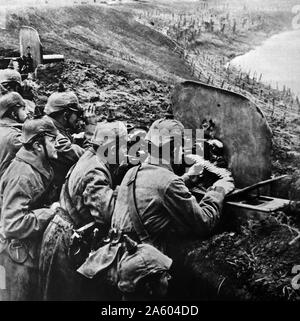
[0,0,300,308]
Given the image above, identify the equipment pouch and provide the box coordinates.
[77,241,123,280]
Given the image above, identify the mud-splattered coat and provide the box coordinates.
[0,147,55,301]
[39,148,118,300]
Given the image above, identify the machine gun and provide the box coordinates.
[172,80,291,219]
[0,26,64,78]
[192,174,290,217]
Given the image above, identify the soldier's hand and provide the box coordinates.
[184,154,204,176]
[212,176,235,195]
[186,162,204,177]
[55,134,72,151]
[50,202,60,212]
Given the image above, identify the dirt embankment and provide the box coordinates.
[34,60,172,128]
[184,213,300,301]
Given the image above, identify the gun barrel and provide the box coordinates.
[226,175,288,200]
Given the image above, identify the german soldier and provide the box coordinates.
[110,118,235,298]
[0,116,59,301]
[0,68,35,114]
[39,120,128,300]
[43,91,86,200]
[0,92,29,179]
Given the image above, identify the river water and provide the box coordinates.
[230,29,300,97]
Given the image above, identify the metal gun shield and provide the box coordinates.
[19,26,43,70]
[171,80,272,188]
